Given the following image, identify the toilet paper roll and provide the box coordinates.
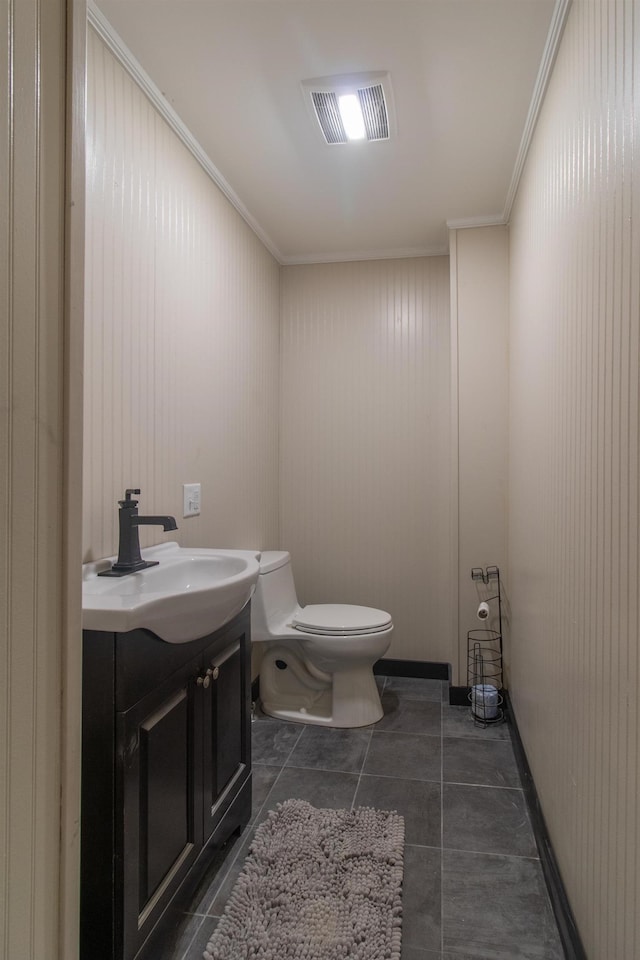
[472,683,498,720]
[477,601,490,620]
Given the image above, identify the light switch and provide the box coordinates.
[183,483,201,517]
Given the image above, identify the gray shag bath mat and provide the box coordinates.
[204,798,404,960]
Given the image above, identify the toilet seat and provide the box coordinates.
[291,604,392,637]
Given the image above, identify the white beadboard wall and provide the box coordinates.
[84,28,280,561]
[508,1,639,956]
[280,258,453,664]
[451,225,509,687]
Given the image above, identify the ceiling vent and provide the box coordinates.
[302,72,393,145]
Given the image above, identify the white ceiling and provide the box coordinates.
[93,0,558,264]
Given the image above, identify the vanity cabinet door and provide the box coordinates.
[202,629,251,843]
[118,655,203,960]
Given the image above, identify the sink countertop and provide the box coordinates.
[82,541,261,642]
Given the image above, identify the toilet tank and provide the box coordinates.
[251,551,299,639]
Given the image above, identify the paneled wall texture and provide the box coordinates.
[84,28,280,561]
[85,27,454,669]
[84,7,640,953]
[280,259,452,663]
[1,1,67,957]
[452,225,509,686]
[508,1,640,955]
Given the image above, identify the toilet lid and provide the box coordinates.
[291,604,392,636]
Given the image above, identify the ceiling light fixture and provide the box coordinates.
[302,72,393,145]
[337,94,366,140]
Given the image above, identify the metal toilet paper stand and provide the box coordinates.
[467,566,504,725]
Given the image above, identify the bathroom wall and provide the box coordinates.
[508,0,640,955]
[280,258,453,664]
[450,225,509,686]
[84,27,280,562]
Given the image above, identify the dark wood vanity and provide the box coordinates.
[81,605,252,960]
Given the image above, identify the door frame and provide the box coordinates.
[60,0,87,957]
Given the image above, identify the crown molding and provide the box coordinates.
[502,0,572,220]
[446,215,506,231]
[281,245,449,266]
[87,0,571,266]
[87,1,284,265]
[447,0,571,233]
[87,3,441,268]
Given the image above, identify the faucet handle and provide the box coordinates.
[119,488,141,508]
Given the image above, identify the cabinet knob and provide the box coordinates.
[208,666,220,681]
[196,674,210,689]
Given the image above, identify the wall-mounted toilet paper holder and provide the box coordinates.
[471,565,500,584]
[468,566,504,725]
[470,566,502,635]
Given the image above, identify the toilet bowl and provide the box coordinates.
[251,551,393,728]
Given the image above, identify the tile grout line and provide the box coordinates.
[442,730,512,744]
[441,845,543,863]
[178,914,205,960]
[250,721,306,825]
[198,720,307,920]
[281,765,440,783]
[441,779,525,791]
[404,841,443,852]
[196,835,250,922]
[351,726,375,810]
[349,673,386,810]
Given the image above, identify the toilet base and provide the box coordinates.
[260,688,334,726]
[259,647,384,728]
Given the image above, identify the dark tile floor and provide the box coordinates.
[159,677,564,960]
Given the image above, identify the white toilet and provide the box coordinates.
[251,551,393,728]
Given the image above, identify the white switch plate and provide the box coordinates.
[182,483,201,518]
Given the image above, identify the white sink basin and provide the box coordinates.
[82,542,260,642]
